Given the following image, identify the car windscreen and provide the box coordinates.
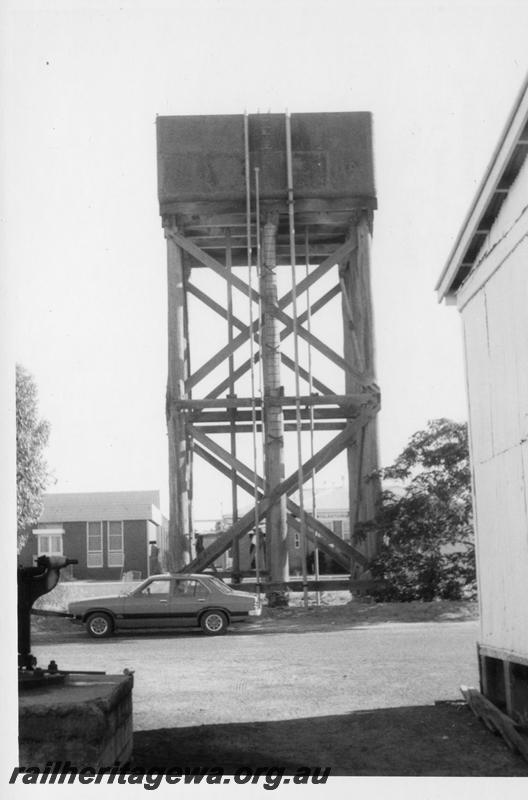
[120,582,143,596]
[131,578,172,596]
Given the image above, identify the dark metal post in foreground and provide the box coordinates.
[18,555,77,670]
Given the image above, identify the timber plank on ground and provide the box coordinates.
[461,685,528,762]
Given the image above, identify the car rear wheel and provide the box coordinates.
[86,612,114,638]
[200,610,228,636]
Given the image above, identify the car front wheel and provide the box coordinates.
[200,610,228,636]
[86,611,114,638]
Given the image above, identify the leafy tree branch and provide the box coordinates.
[358,419,476,602]
[16,364,50,551]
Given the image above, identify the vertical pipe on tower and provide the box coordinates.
[166,229,191,569]
[260,211,289,594]
[225,228,240,581]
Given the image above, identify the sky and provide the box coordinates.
[2,0,528,523]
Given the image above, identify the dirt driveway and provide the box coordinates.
[31,601,528,776]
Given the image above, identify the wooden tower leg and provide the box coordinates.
[340,214,381,563]
[260,211,289,603]
[166,231,191,569]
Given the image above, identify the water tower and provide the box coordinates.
[156,112,381,602]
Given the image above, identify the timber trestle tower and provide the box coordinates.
[156,112,381,602]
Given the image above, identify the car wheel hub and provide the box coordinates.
[205,614,223,631]
[91,618,108,634]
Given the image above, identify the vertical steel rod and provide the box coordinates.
[226,228,240,580]
[285,112,308,608]
[244,113,262,601]
[254,167,267,496]
[183,262,194,560]
[305,227,320,605]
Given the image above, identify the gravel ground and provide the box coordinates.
[28,600,528,775]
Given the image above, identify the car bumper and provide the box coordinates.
[248,607,262,617]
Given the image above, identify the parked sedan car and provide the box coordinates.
[68,574,261,637]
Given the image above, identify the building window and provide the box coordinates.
[35,529,64,557]
[294,532,301,549]
[332,520,343,537]
[87,522,103,568]
[107,521,124,567]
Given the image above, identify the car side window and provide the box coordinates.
[194,580,210,599]
[174,579,210,598]
[140,579,171,596]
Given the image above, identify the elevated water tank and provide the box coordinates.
[156,112,376,264]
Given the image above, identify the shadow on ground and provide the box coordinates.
[132,702,528,776]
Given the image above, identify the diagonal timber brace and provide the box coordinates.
[188,280,341,397]
[187,283,351,389]
[190,425,369,568]
[168,227,356,309]
[188,280,341,349]
[183,406,377,572]
[207,351,335,400]
[192,442,367,570]
[167,229,369,388]
[167,229,260,304]
[288,514,366,569]
[277,239,357,310]
[186,281,340,393]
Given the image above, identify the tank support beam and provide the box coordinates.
[339,214,381,555]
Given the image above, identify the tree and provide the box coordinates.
[357,418,476,601]
[16,364,50,551]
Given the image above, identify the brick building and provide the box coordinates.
[19,490,162,581]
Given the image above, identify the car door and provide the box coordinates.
[167,578,212,627]
[119,576,174,629]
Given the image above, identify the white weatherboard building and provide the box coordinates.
[437,75,528,728]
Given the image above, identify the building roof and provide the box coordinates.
[436,73,528,302]
[40,490,162,525]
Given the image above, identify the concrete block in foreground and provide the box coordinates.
[19,673,133,769]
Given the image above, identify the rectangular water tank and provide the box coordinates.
[156,112,376,214]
